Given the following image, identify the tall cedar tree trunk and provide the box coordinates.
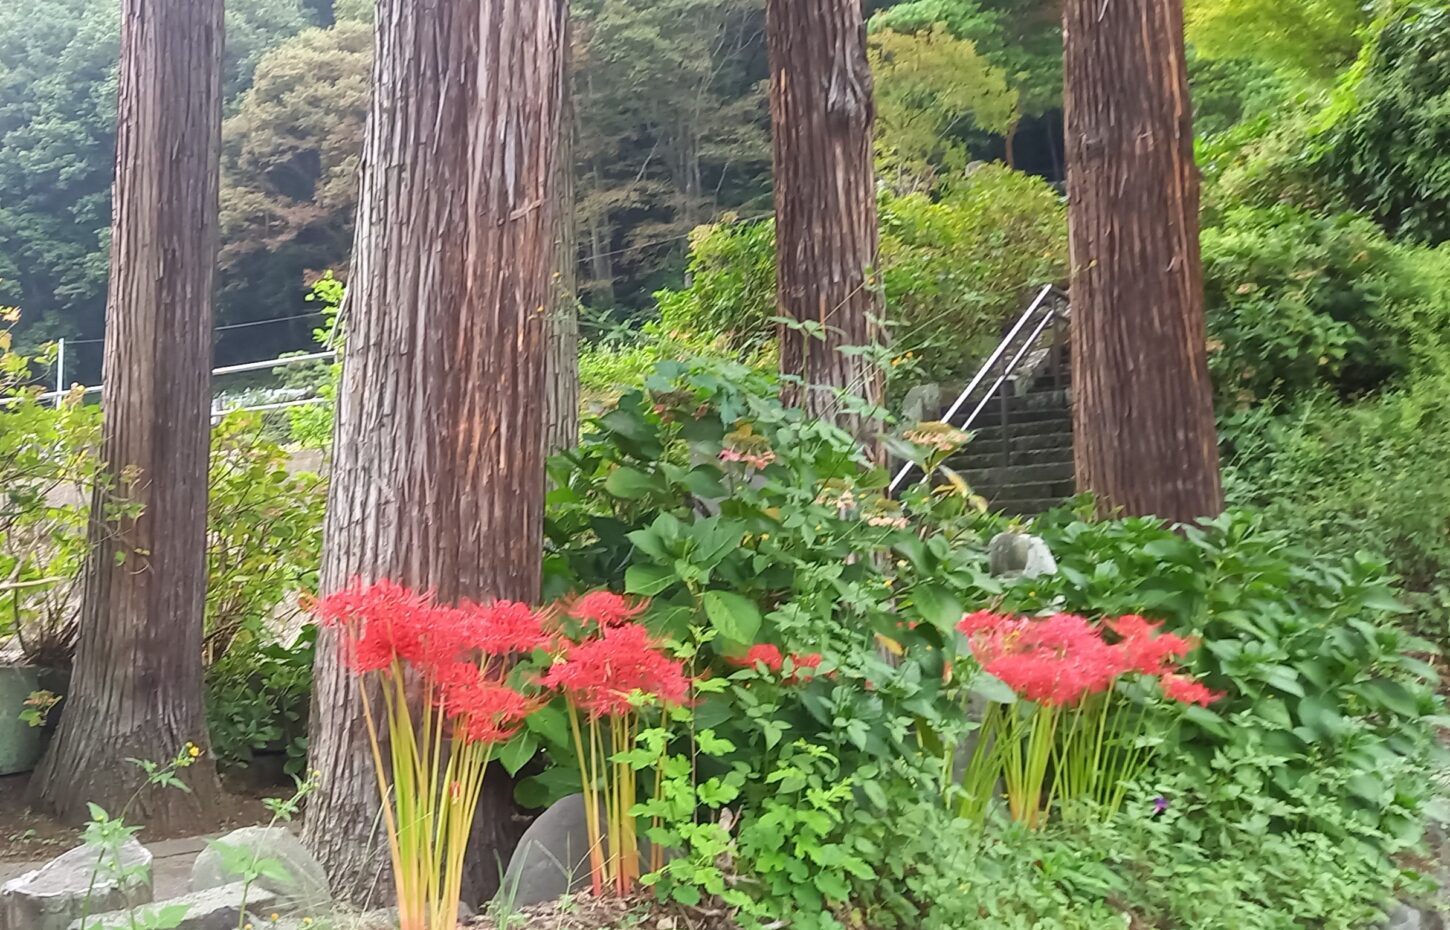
[767,0,884,438]
[31,0,224,831]
[301,0,567,906]
[1063,0,1224,522]
[545,20,580,456]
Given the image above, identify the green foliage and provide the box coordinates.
[1001,511,1444,849]
[1314,3,1450,245]
[656,166,1066,387]
[0,315,100,665]
[1199,205,1447,407]
[219,21,370,331]
[1186,0,1371,79]
[206,627,316,774]
[871,0,1063,118]
[869,26,1018,190]
[1223,362,1450,643]
[205,415,324,661]
[0,0,316,350]
[574,0,771,312]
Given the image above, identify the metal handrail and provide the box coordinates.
[0,349,336,409]
[889,284,1068,495]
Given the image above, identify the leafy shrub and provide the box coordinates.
[1315,3,1450,245]
[0,316,101,665]
[205,414,323,662]
[1224,371,1450,641]
[540,355,1440,928]
[655,165,1066,387]
[205,625,315,776]
[1000,510,1443,849]
[1201,206,1450,408]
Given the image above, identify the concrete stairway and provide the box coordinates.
[946,351,1073,517]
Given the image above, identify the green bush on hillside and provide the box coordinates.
[655,164,1066,388]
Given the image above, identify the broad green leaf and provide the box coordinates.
[626,563,676,596]
[702,590,762,645]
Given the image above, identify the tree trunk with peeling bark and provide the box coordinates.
[31,0,224,833]
[301,0,567,905]
[1064,0,1224,523]
[766,0,884,442]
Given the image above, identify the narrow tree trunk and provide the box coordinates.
[545,20,580,456]
[767,0,884,440]
[301,0,566,906]
[1064,0,1223,522]
[32,0,225,832]
[586,202,615,307]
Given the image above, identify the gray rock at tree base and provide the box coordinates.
[69,882,279,930]
[496,794,671,910]
[498,794,596,909]
[900,385,943,428]
[988,531,1057,580]
[189,826,331,914]
[1,839,153,930]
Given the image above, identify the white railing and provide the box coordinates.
[888,284,1069,495]
[1,349,336,414]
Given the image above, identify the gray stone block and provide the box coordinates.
[988,531,1057,579]
[69,882,279,930]
[1382,902,1424,930]
[1,839,153,930]
[190,826,331,914]
[497,794,596,909]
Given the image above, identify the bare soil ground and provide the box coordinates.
[0,771,286,862]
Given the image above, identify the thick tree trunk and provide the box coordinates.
[1064,0,1223,523]
[545,23,580,456]
[301,0,566,907]
[31,0,224,833]
[766,0,884,441]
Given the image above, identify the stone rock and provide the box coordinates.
[1,839,153,930]
[900,385,943,427]
[1382,902,1424,930]
[189,827,331,914]
[70,882,279,930]
[988,532,1057,579]
[497,795,596,909]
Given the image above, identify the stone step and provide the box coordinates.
[968,417,1072,440]
[953,446,1073,471]
[960,430,1073,456]
[985,479,1077,504]
[964,462,1075,489]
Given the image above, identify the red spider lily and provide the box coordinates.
[318,579,468,675]
[441,673,537,744]
[1160,673,1225,707]
[1107,615,1197,675]
[567,591,649,627]
[729,644,784,673]
[961,612,1125,706]
[467,600,548,655]
[785,652,823,685]
[541,623,689,717]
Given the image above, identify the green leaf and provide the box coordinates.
[910,583,962,630]
[702,590,762,645]
[525,704,572,750]
[605,466,662,500]
[969,672,1017,705]
[498,731,540,776]
[625,563,677,597]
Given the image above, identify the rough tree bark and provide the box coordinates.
[1064,0,1224,522]
[301,0,567,906]
[545,21,580,456]
[31,0,224,832]
[766,0,884,438]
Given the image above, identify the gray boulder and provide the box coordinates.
[189,827,331,914]
[497,795,596,909]
[70,882,279,930]
[988,532,1057,580]
[1,839,153,930]
[1380,902,1425,930]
